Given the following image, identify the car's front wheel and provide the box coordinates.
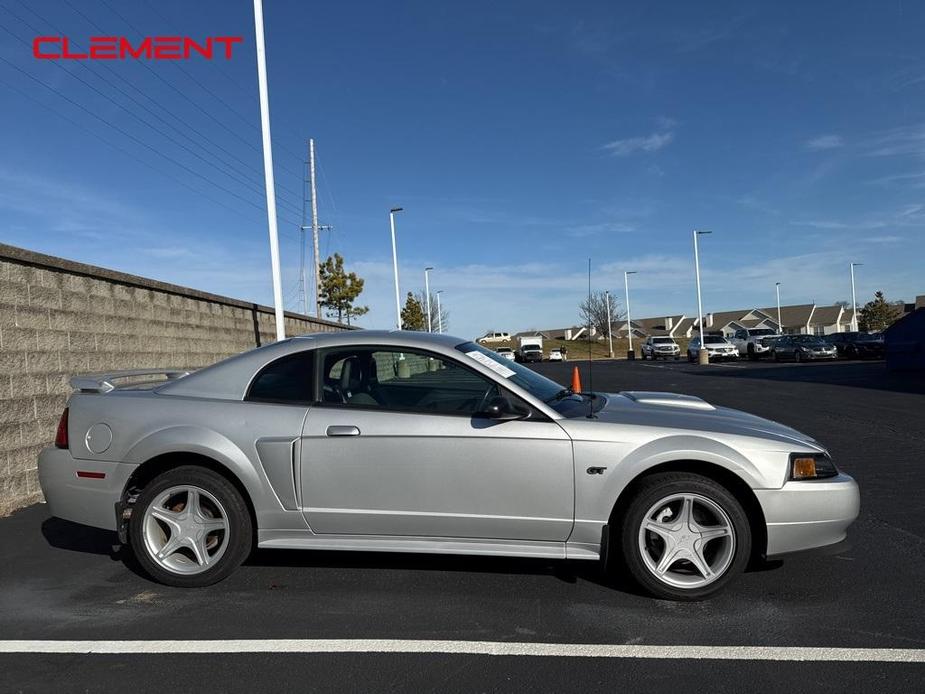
[616,472,751,600]
[129,466,253,587]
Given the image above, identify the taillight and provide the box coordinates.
[55,408,69,449]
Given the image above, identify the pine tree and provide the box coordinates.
[400,292,426,330]
[318,253,369,326]
[858,291,902,332]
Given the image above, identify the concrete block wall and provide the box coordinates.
[0,243,350,516]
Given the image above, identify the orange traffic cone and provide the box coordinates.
[571,366,582,394]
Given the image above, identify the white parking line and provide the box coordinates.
[0,640,922,662]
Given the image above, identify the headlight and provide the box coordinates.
[790,453,838,480]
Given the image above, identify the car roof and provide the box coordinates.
[157,330,555,404]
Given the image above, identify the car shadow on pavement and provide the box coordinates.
[38,514,780,597]
[248,547,650,593]
[688,361,925,394]
[41,517,123,560]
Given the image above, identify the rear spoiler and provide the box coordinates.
[70,369,191,394]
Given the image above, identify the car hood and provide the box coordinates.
[582,391,824,451]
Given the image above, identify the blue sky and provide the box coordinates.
[1,1,923,337]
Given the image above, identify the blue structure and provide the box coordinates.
[884,308,925,371]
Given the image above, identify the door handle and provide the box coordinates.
[326,425,360,437]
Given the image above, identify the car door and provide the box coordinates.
[299,345,574,542]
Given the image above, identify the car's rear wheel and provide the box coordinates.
[129,466,252,587]
[687,351,695,362]
[616,472,751,600]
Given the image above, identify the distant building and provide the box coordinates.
[515,298,921,343]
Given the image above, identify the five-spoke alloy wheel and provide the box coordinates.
[129,466,252,587]
[618,472,751,600]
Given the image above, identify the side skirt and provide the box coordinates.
[257,530,600,561]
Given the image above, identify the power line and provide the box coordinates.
[0,53,303,233]
[0,74,286,234]
[137,0,320,156]
[2,4,305,218]
[93,0,306,176]
[47,0,305,205]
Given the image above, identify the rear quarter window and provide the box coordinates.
[246,351,315,404]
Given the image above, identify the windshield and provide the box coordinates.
[456,342,561,401]
[652,337,675,344]
[857,333,882,342]
[704,336,727,344]
[793,335,826,344]
[748,329,776,336]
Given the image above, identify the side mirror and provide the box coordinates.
[481,396,529,421]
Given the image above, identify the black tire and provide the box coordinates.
[747,345,757,361]
[614,472,752,601]
[795,350,803,363]
[129,466,253,587]
[773,350,780,362]
[687,351,695,363]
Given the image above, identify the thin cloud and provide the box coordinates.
[603,131,674,157]
[566,222,635,237]
[805,135,844,151]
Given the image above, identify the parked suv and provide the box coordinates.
[731,328,781,360]
[519,345,543,363]
[688,335,739,362]
[641,336,681,360]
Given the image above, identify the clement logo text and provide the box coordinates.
[33,36,244,60]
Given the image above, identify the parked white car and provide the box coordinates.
[687,335,739,362]
[548,348,563,362]
[495,347,516,361]
[731,328,780,360]
[477,331,511,344]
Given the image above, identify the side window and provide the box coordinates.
[319,347,503,416]
[247,351,314,404]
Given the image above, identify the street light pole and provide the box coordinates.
[850,262,862,332]
[436,291,444,333]
[389,208,403,330]
[693,230,712,364]
[775,282,782,333]
[605,290,614,358]
[252,0,285,340]
[424,267,434,332]
[624,271,637,359]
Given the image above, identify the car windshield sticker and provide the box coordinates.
[465,350,516,378]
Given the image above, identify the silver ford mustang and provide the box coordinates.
[38,331,859,600]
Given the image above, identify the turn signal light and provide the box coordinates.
[55,408,69,449]
[789,453,838,480]
[791,457,817,479]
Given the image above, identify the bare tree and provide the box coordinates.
[417,290,449,332]
[579,290,625,338]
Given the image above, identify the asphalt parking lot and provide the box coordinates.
[1,358,923,692]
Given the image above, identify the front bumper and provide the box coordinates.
[706,349,738,360]
[804,351,838,360]
[755,473,860,558]
[37,447,136,531]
